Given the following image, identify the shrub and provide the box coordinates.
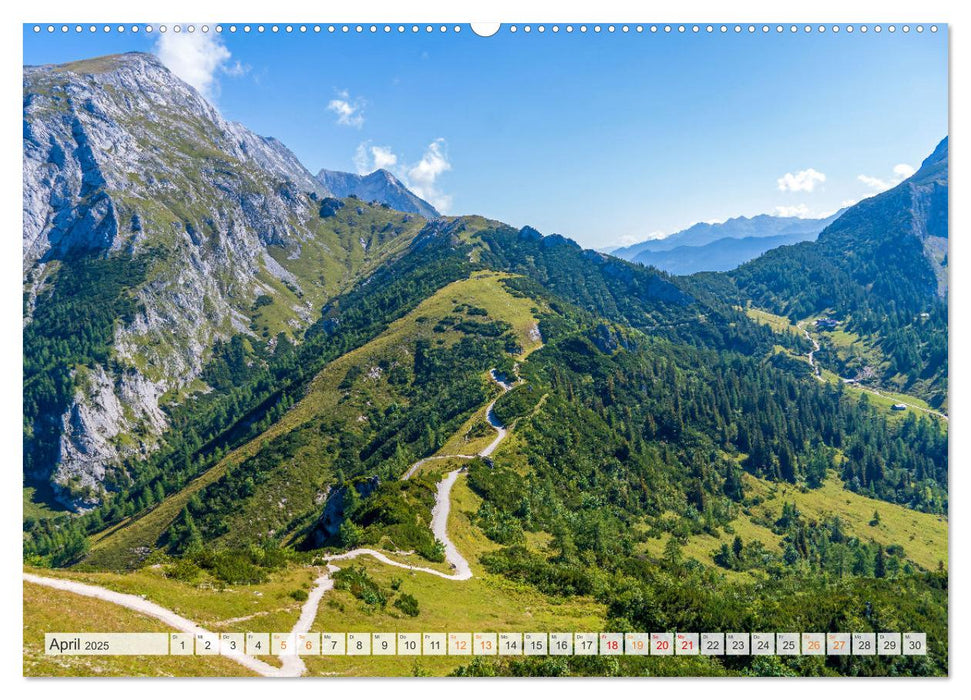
[210,551,267,585]
[393,593,420,617]
[164,558,204,583]
[334,566,387,607]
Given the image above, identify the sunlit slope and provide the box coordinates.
[641,473,947,576]
[85,272,545,569]
[23,581,255,677]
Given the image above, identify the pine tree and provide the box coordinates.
[732,535,744,560]
[875,545,887,578]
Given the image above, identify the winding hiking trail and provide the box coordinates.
[309,368,515,615]
[24,368,516,677]
[22,571,286,677]
[798,321,822,379]
[799,321,948,422]
[400,368,513,479]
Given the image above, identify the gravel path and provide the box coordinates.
[24,368,515,676]
[22,572,286,677]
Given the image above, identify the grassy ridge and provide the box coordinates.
[85,272,543,569]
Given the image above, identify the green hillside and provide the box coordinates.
[727,139,948,408]
[82,271,545,568]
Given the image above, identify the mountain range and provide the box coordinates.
[22,52,949,677]
[611,211,842,274]
[22,51,948,510]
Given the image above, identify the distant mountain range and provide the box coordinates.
[625,232,827,276]
[611,211,843,274]
[316,168,440,219]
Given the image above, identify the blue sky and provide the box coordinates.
[23,24,948,248]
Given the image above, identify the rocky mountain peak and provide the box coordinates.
[911,136,947,185]
[22,53,406,508]
[315,167,439,219]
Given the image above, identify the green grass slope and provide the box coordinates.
[84,272,545,569]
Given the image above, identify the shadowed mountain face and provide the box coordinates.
[316,168,440,219]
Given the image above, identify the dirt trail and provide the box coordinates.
[25,368,515,677]
[798,321,822,379]
[799,321,947,421]
[22,572,286,677]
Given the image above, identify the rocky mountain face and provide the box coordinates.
[23,53,325,267]
[316,168,440,219]
[23,52,421,509]
[813,137,949,297]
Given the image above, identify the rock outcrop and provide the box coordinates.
[23,52,416,508]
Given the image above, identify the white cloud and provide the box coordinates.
[857,163,916,192]
[327,90,365,128]
[353,138,453,213]
[857,174,890,190]
[774,203,812,218]
[371,146,398,171]
[894,163,917,179]
[610,231,667,248]
[353,143,397,174]
[353,144,369,175]
[406,139,452,211]
[815,201,856,218]
[613,231,666,247]
[223,60,251,78]
[777,168,827,193]
[155,29,234,99]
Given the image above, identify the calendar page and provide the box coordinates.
[21,19,948,679]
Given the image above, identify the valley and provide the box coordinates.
[25,377,607,677]
[745,307,947,423]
